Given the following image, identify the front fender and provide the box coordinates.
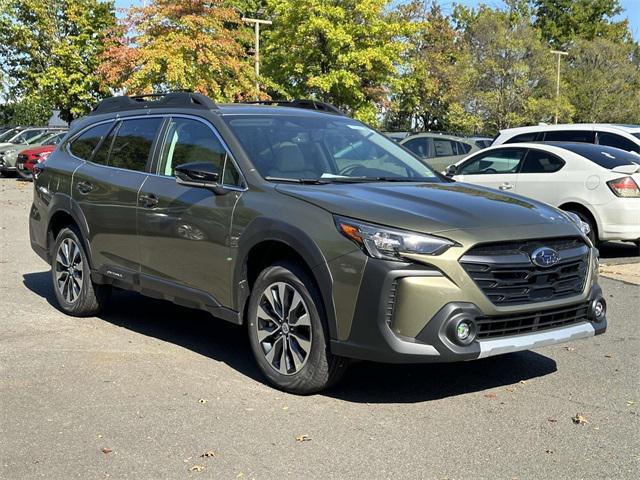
[233,217,339,340]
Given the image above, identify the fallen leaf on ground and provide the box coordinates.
[604,354,613,358]
[505,387,516,393]
[519,380,527,384]
[200,451,215,458]
[101,447,113,454]
[564,346,575,352]
[295,434,311,442]
[572,414,588,425]
[198,398,208,404]
[545,449,554,454]
[189,465,205,472]
[547,418,558,423]
[484,392,497,399]
[626,401,635,406]
[282,406,289,410]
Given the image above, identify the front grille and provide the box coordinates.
[476,302,589,339]
[461,237,589,305]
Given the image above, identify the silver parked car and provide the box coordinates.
[400,133,480,172]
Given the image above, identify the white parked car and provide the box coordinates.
[493,123,640,154]
[447,142,640,246]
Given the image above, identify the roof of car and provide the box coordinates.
[499,123,640,135]
[214,104,348,117]
[401,132,474,143]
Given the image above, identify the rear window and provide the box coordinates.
[557,143,640,169]
[69,123,114,160]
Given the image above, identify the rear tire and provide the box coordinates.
[51,226,110,316]
[247,261,348,394]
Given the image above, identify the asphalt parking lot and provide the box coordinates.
[1,177,639,479]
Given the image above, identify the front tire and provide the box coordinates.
[51,226,110,316]
[247,262,348,394]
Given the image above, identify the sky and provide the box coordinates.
[114,0,640,41]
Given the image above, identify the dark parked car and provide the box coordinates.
[29,93,606,393]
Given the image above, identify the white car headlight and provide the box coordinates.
[565,212,591,236]
[335,216,456,261]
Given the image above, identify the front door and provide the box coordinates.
[455,147,526,193]
[137,116,244,307]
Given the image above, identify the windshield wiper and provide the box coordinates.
[264,176,333,184]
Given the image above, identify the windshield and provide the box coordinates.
[224,114,441,183]
[0,128,19,142]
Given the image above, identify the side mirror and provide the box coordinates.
[175,162,226,194]
[445,164,458,177]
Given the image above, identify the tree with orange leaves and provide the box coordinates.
[99,0,260,100]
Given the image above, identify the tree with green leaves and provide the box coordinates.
[533,0,631,48]
[454,4,572,133]
[0,0,116,122]
[566,38,640,123]
[99,0,259,101]
[263,0,405,124]
[387,1,479,133]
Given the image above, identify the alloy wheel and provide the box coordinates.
[55,238,84,304]
[255,281,313,375]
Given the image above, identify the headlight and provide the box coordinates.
[335,216,456,261]
[565,212,591,236]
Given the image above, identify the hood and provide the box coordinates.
[20,145,55,156]
[276,181,576,234]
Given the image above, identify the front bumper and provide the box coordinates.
[330,251,606,364]
[0,157,15,172]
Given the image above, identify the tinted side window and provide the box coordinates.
[460,149,526,174]
[433,138,455,157]
[597,132,640,153]
[404,138,429,158]
[505,132,539,143]
[543,130,595,143]
[69,123,114,160]
[109,118,163,172]
[457,141,472,154]
[158,117,241,186]
[520,149,565,173]
[91,125,118,166]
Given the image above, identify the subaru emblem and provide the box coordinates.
[531,247,560,268]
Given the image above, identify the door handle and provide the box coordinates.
[76,181,93,194]
[499,183,513,191]
[139,193,159,208]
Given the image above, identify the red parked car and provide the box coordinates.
[16,131,66,180]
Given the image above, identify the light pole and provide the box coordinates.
[551,49,568,124]
[242,16,272,96]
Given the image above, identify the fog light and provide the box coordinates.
[450,318,476,346]
[456,322,471,341]
[590,298,606,322]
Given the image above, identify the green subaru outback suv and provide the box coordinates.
[29,93,607,393]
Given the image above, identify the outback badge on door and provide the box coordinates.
[531,247,560,268]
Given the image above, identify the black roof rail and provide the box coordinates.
[242,99,346,116]
[90,92,218,115]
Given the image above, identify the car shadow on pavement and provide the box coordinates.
[24,270,557,402]
[598,241,639,260]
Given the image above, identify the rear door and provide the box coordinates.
[71,117,163,274]
[454,148,526,192]
[512,148,567,205]
[136,116,244,307]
